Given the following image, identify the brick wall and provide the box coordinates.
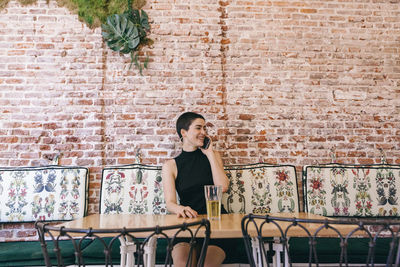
[0,0,399,240]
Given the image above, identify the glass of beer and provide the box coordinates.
[204,185,222,220]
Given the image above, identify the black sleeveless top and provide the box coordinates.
[175,149,227,214]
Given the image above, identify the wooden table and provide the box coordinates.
[57,212,333,238]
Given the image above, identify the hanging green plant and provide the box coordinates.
[1,0,152,75]
[101,0,152,75]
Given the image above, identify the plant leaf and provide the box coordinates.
[144,55,149,69]
[129,52,135,69]
[134,53,140,69]
[101,7,151,75]
[140,10,150,30]
[102,13,140,54]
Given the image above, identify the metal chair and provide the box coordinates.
[35,218,210,267]
[241,214,400,267]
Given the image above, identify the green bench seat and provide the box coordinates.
[0,240,80,266]
[289,237,395,264]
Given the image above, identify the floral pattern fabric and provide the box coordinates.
[0,166,88,222]
[100,163,299,215]
[223,163,299,214]
[100,165,167,215]
[304,164,400,217]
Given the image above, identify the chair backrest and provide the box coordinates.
[303,164,400,217]
[0,166,88,222]
[223,163,299,214]
[100,163,299,215]
[241,213,400,267]
[35,219,210,267]
[100,164,166,215]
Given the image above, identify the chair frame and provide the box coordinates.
[35,219,210,267]
[241,214,400,267]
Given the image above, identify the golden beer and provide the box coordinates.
[206,200,221,220]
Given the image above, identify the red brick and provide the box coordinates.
[7,50,25,56]
[309,137,326,142]
[347,151,366,157]
[76,159,95,166]
[239,114,255,120]
[16,230,37,238]
[301,9,317,13]
[148,151,167,156]
[237,143,248,149]
[0,231,13,238]
[357,158,375,165]
[0,135,19,143]
[36,43,55,49]
[327,136,345,141]
[20,152,40,159]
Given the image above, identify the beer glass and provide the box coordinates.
[204,185,222,220]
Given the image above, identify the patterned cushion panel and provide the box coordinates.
[222,163,299,214]
[0,166,88,222]
[100,164,167,215]
[100,163,299,215]
[303,164,400,217]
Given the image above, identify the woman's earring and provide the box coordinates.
[180,136,183,142]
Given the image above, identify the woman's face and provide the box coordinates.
[181,118,207,147]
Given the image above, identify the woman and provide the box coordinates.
[162,112,229,267]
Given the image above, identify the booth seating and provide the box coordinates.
[99,163,300,216]
[0,165,89,266]
[223,163,299,214]
[223,163,300,266]
[99,164,166,266]
[100,164,166,216]
[98,162,299,266]
[303,164,400,217]
[299,163,400,264]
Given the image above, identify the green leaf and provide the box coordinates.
[100,5,151,75]
[119,14,127,33]
[128,37,140,49]
[101,13,140,54]
[129,52,135,69]
[133,53,143,75]
[144,55,149,69]
[134,53,140,69]
[140,10,150,30]
[131,9,141,24]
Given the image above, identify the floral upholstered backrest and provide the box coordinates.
[100,164,167,214]
[222,163,299,214]
[100,163,299,215]
[0,166,88,222]
[303,164,400,217]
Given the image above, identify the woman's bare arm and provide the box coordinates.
[162,159,198,218]
[201,141,229,192]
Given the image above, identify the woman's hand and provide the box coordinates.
[200,136,213,155]
[177,206,198,218]
[202,144,230,193]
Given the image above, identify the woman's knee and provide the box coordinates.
[171,242,197,267]
[204,245,226,267]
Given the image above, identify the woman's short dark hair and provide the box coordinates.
[176,112,205,139]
